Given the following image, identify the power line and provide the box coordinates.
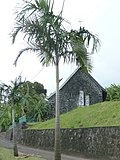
[31,66,44,81]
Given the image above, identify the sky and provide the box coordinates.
[0,0,120,96]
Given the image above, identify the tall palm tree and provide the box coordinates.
[11,0,100,159]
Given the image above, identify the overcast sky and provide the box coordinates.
[0,0,120,95]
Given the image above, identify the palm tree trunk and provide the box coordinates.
[54,61,61,160]
[12,100,18,157]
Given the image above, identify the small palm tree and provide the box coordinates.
[11,0,100,159]
[0,76,25,156]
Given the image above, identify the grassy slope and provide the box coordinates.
[29,101,120,129]
[0,147,45,160]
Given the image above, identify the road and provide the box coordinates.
[0,132,97,160]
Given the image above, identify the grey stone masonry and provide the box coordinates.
[6,126,120,160]
[48,67,107,118]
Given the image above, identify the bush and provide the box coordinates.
[106,84,120,101]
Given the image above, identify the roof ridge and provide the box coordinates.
[47,67,106,99]
[47,67,79,98]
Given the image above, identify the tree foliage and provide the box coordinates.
[12,0,100,72]
[11,0,100,159]
[0,104,11,128]
[0,76,26,129]
[106,84,120,101]
[33,94,49,121]
[0,78,49,128]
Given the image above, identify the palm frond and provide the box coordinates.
[11,26,23,44]
[79,27,101,53]
[13,47,40,66]
[11,0,100,72]
[69,28,100,72]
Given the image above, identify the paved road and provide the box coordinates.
[0,133,97,160]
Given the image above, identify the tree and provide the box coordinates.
[0,77,29,121]
[17,81,48,121]
[106,84,120,101]
[0,103,11,130]
[0,76,25,156]
[0,79,48,126]
[11,0,100,159]
[23,81,47,96]
[0,83,13,127]
[33,94,49,121]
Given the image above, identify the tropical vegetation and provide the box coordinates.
[0,79,48,130]
[0,76,26,156]
[0,76,49,156]
[11,0,100,159]
[106,84,120,101]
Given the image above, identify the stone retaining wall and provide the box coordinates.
[6,126,120,159]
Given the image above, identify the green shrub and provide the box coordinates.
[106,84,120,101]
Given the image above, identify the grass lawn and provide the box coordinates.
[0,146,45,160]
[28,101,120,129]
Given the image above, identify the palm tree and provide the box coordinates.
[9,77,27,156]
[0,76,25,156]
[11,0,100,159]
